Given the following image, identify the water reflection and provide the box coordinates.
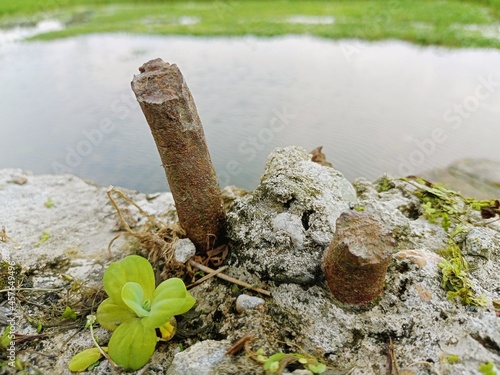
[0,34,499,193]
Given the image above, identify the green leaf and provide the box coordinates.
[44,197,54,208]
[103,255,155,309]
[307,362,327,373]
[38,232,50,245]
[68,347,105,372]
[1,325,11,348]
[263,353,286,371]
[96,298,137,331]
[108,319,157,371]
[62,306,77,320]
[122,282,150,317]
[141,278,195,329]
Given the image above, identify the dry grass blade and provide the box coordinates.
[187,265,228,289]
[188,260,271,296]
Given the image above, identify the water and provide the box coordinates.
[1,34,499,193]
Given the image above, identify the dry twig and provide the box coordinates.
[188,260,271,296]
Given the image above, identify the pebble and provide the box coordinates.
[235,294,265,313]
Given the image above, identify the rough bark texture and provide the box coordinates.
[323,211,394,305]
[131,58,226,252]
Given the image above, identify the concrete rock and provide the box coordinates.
[2,157,500,375]
[166,340,229,375]
[226,146,357,284]
[174,238,196,263]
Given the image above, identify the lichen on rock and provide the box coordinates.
[226,146,357,284]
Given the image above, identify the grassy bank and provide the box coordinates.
[1,0,500,48]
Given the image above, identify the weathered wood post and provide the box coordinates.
[131,58,226,253]
[323,211,394,305]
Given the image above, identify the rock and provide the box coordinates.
[166,340,229,375]
[2,156,500,375]
[235,294,265,313]
[174,238,196,263]
[463,227,499,260]
[226,146,357,284]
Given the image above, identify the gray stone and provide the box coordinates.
[226,146,357,284]
[235,294,265,313]
[166,340,229,375]
[463,227,499,260]
[174,238,196,263]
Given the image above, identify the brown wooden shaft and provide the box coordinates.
[323,211,394,305]
[131,58,226,252]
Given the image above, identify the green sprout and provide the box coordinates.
[37,231,50,246]
[62,306,77,320]
[446,355,460,364]
[259,351,326,374]
[44,197,54,208]
[72,255,195,371]
[479,362,498,375]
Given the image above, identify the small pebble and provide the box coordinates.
[173,238,196,263]
[235,294,265,313]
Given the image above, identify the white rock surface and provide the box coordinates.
[1,156,500,375]
[174,238,196,263]
[227,146,357,284]
[166,340,229,375]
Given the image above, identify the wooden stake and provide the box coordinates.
[131,58,226,253]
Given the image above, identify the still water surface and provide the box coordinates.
[1,34,499,193]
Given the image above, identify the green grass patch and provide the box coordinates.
[1,0,500,48]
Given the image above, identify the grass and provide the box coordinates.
[0,0,500,48]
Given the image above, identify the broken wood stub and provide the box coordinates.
[131,58,226,252]
[323,211,395,305]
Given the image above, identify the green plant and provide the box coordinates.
[84,255,194,371]
[256,349,326,374]
[44,197,54,208]
[446,354,460,364]
[438,241,487,306]
[479,362,498,375]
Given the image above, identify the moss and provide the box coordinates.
[401,178,494,306]
[438,241,487,306]
[375,175,395,193]
[403,177,499,230]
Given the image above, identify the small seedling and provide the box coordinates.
[37,232,50,246]
[44,197,54,208]
[257,350,326,374]
[73,255,196,371]
[479,362,498,375]
[62,306,77,320]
